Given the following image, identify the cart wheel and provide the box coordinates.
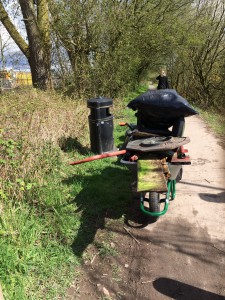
[146,192,160,222]
[149,192,160,213]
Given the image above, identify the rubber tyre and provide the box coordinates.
[149,192,160,212]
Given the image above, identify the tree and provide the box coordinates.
[49,0,197,97]
[170,0,225,108]
[0,0,52,89]
[190,0,225,107]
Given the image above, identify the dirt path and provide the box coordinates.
[67,115,225,300]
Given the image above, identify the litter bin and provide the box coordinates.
[87,97,114,154]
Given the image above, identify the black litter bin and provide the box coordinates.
[87,97,114,154]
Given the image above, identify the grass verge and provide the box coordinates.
[197,108,225,147]
[199,109,225,135]
[0,87,141,299]
[0,89,89,299]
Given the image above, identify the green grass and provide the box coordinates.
[0,87,141,299]
[0,155,80,299]
[0,142,134,299]
[123,84,148,101]
[198,108,225,138]
[113,84,147,148]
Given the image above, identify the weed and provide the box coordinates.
[94,241,118,258]
[111,264,122,282]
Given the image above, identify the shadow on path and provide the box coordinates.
[199,191,225,203]
[153,277,225,300]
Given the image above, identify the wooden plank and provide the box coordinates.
[137,159,168,192]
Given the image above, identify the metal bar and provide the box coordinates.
[171,180,176,200]
[69,149,126,165]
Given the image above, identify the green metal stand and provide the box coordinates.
[167,179,176,200]
[140,179,176,217]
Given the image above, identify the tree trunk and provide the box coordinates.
[19,0,52,89]
[0,0,52,90]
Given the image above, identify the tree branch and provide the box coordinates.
[0,1,29,57]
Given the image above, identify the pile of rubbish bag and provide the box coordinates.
[127,89,198,131]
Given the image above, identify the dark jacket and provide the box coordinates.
[156,75,169,89]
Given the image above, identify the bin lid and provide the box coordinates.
[87,97,113,108]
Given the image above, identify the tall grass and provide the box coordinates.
[0,87,139,299]
[0,88,90,299]
[198,108,225,138]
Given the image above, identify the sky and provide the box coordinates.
[0,4,30,71]
[0,25,29,70]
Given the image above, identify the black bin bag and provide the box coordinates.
[127,89,198,132]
